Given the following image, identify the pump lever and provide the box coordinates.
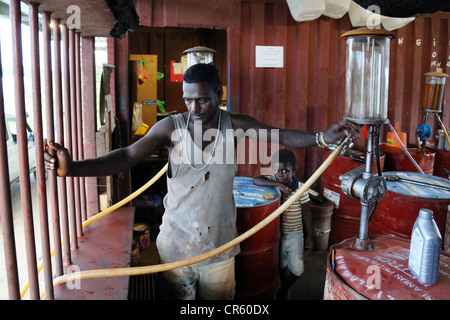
[385,174,450,191]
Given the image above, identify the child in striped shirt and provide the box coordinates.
[253,149,313,299]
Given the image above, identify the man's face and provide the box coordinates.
[272,161,295,186]
[182,81,222,123]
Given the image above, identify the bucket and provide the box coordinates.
[324,235,450,300]
[380,144,435,175]
[369,171,450,239]
[233,177,281,300]
[310,199,334,251]
[321,147,385,244]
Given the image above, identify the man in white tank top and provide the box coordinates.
[44,63,357,300]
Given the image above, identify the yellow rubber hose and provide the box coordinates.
[21,163,169,299]
[50,141,347,290]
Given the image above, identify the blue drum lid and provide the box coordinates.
[382,171,450,199]
[233,176,281,208]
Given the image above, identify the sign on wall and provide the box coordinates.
[255,46,284,68]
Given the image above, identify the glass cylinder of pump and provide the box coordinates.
[184,46,216,68]
[422,70,448,114]
[342,29,394,125]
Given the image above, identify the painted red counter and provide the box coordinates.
[324,235,450,300]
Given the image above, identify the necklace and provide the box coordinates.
[183,110,222,170]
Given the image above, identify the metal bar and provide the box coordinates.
[69,28,83,237]
[69,28,82,238]
[75,33,87,223]
[0,35,20,301]
[52,19,71,267]
[10,0,39,299]
[356,126,376,250]
[43,12,63,277]
[61,24,78,250]
[29,3,54,300]
[81,37,99,217]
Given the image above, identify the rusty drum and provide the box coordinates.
[380,145,435,175]
[445,205,450,254]
[369,171,450,239]
[321,148,385,244]
[324,235,450,300]
[233,176,281,300]
[429,146,450,179]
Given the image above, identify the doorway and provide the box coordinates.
[128,26,227,114]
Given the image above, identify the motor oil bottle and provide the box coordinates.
[408,208,442,285]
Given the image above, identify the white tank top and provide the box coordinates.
[156,109,240,266]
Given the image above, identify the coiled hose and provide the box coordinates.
[49,136,351,292]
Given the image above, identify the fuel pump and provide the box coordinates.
[338,28,395,250]
[416,69,449,151]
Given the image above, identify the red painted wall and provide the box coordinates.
[133,0,450,190]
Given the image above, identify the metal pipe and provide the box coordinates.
[10,0,39,299]
[387,120,425,174]
[62,24,78,250]
[355,125,375,250]
[43,12,63,278]
[69,28,82,238]
[0,35,20,300]
[29,3,54,299]
[81,37,100,217]
[75,33,87,223]
[52,19,71,266]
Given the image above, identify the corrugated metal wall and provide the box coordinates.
[134,0,450,188]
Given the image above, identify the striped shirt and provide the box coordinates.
[267,175,310,234]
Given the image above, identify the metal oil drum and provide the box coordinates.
[321,147,385,244]
[324,235,450,300]
[429,146,450,179]
[233,176,281,300]
[369,171,450,239]
[380,145,435,175]
[444,204,450,254]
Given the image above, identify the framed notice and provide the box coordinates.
[255,46,284,68]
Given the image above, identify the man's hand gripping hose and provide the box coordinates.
[45,133,354,296]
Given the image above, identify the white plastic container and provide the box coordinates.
[323,0,351,19]
[348,1,382,28]
[382,17,415,31]
[287,0,325,22]
[408,208,442,285]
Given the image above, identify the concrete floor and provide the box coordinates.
[289,250,329,300]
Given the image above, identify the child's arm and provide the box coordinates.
[253,176,292,195]
[302,202,314,253]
